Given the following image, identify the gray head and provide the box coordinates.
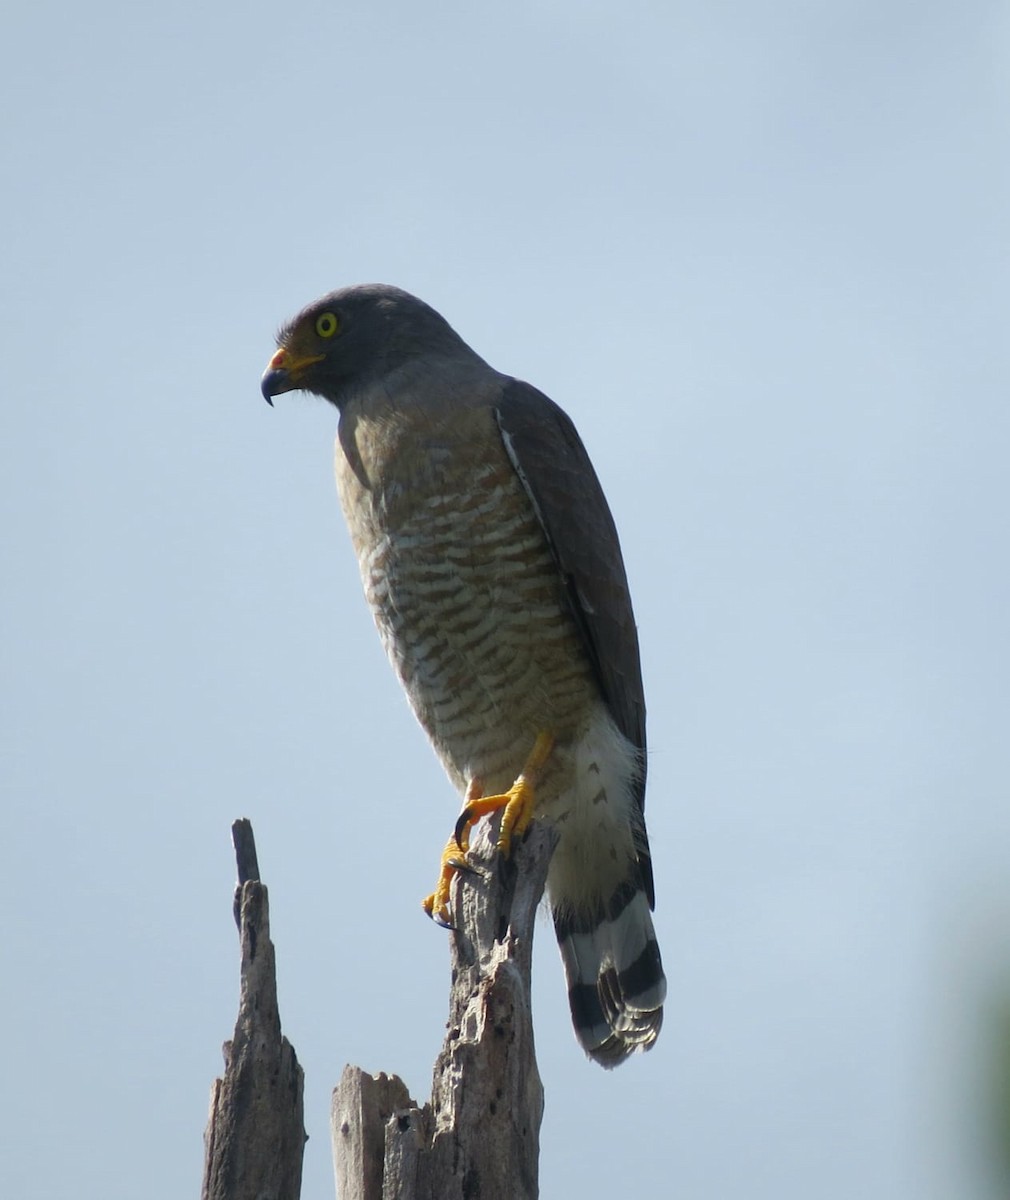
[261,284,469,409]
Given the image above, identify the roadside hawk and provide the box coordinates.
[261,285,665,1065]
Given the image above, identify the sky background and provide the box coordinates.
[3,2,1009,1198]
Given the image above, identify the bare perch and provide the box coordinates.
[332,818,559,1200]
[202,819,306,1200]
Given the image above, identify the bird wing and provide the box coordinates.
[494,378,648,794]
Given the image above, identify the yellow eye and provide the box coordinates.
[315,311,339,338]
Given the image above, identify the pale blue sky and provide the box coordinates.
[3,3,1009,1198]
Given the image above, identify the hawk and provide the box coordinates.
[261,285,665,1065]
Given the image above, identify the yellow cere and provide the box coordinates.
[315,312,339,338]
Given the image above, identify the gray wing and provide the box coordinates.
[495,378,654,902]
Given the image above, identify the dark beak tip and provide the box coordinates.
[261,367,286,406]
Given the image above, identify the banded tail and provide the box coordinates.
[553,879,666,1067]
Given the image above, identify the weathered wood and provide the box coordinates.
[202,820,307,1200]
[332,1068,417,1200]
[232,817,261,884]
[331,819,558,1200]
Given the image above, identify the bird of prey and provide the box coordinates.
[261,285,665,1065]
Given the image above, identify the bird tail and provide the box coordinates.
[553,880,666,1067]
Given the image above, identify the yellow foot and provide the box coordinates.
[422,780,484,926]
[422,732,555,927]
[455,731,555,855]
[421,835,471,928]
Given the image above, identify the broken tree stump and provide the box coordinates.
[202,819,306,1200]
[331,819,559,1200]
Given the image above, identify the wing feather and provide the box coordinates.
[495,378,654,905]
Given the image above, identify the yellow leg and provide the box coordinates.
[455,731,555,855]
[422,732,555,926]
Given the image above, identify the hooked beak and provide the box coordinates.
[260,347,324,406]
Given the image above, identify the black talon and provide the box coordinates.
[454,808,473,849]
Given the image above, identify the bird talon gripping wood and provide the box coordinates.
[453,731,554,855]
[262,285,666,1066]
[421,838,469,927]
[422,778,486,926]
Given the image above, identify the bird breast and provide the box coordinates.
[334,403,597,798]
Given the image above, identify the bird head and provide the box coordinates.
[261,284,465,410]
